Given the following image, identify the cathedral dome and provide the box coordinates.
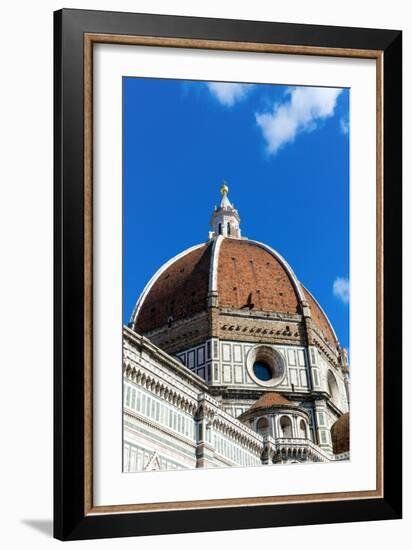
[132,236,338,347]
[131,184,339,351]
[248,392,294,411]
[331,412,350,454]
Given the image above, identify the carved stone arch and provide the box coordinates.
[327,369,340,405]
[279,415,293,438]
[298,417,308,439]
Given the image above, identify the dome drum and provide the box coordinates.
[239,392,311,441]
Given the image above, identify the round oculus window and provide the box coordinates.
[246,345,286,387]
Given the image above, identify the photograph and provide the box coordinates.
[50,7,402,541]
[122,77,351,472]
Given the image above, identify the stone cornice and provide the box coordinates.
[240,403,311,422]
[265,436,333,462]
[197,394,263,453]
[219,309,303,323]
[310,326,340,364]
[123,357,200,414]
[124,409,197,449]
[139,310,209,340]
[124,326,208,391]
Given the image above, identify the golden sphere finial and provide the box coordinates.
[220,182,229,196]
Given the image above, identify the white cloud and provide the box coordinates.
[255,86,343,154]
[206,82,253,107]
[340,116,349,135]
[333,277,350,304]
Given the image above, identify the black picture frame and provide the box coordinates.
[54,8,402,541]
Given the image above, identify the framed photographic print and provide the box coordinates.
[54,8,402,541]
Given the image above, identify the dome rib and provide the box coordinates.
[302,285,338,345]
[208,234,224,294]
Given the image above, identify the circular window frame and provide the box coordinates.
[246,345,286,387]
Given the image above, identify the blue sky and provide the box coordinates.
[123,78,350,350]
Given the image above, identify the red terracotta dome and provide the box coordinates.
[217,239,300,314]
[331,413,350,454]
[248,392,294,411]
[131,235,338,350]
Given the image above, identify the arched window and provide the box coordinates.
[227,222,231,235]
[299,419,307,439]
[280,416,293,438]
[218,223,222,235]
[256,417,269,437]
[327,370,340,404]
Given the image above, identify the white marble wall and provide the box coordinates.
[177,338,312,393]
[317,353,349,414]
[176,340,212,382]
